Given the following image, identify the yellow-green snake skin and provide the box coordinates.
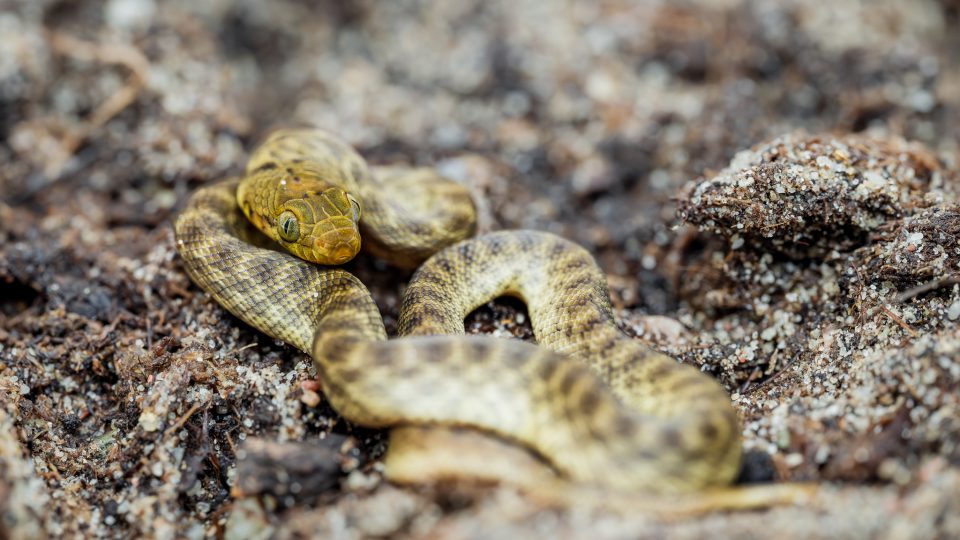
[173,129,742,493]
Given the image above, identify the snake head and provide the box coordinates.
[276,187,362,265]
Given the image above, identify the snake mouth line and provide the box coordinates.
[328,243,359,264]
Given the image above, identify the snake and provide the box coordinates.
[173,129,742,493]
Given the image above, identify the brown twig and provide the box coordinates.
[895,274,960,303]
[41,31,151,179]
[879,304,919,338]
[745,352,801,396]
[164,402,203,437]
[738,366,762,394]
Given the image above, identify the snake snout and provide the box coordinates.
[330,243,359,264]
[316,232,361,265]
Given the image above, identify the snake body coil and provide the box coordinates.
[174,129,742,492]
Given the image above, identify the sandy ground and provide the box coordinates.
[1,0,959,538]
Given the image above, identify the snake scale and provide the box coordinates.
[174,129,742,493]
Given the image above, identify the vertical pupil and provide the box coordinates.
[279,214,297,240]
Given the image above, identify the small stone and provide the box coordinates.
[731,235,745,250]
[105,0,156,30]
[139,411,160,432]
[345,470,379,492]
[947,301,960,321]
[300,389,321,408]
[784,453,804,467]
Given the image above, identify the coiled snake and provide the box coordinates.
[174,129,746,497]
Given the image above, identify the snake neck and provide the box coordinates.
[246,129,368,192]
[357,166,476,268]
[243,129,477,268]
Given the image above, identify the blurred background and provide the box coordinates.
[3,0,957,283]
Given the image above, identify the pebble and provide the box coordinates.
[300,389,321,408]
[948,301,960,321]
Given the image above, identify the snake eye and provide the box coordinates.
[277,211,300,242]
[347,194,362,221]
